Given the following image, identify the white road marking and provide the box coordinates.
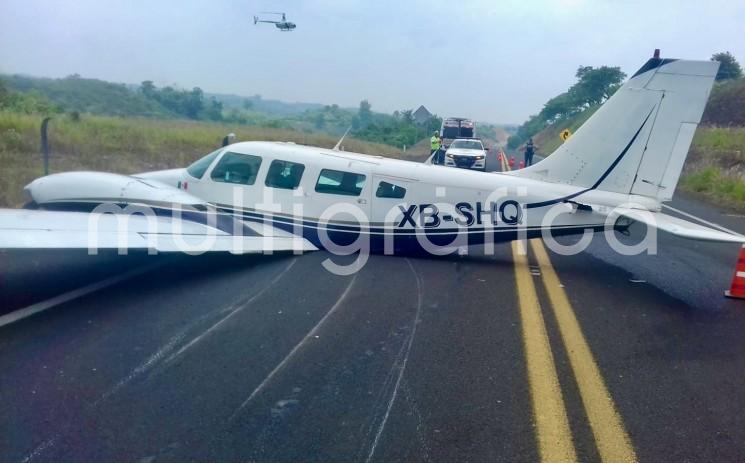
[231,273,358,418]
[662,204,745,238]
[0,262,163,329]
[364,258,423,463]
[165,258,297,363]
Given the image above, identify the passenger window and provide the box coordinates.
[186,149,221,179]
[265,160,305,190]
[210,152,262,185]
[376,181,406,199]
[315,169,366,196]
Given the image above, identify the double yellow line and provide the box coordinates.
[501,150,637,463]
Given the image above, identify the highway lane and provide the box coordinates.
[3,166,745,461]
[1,249,539,462]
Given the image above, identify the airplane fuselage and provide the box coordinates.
[134,142,654,253]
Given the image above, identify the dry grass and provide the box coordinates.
[0,112,421,207]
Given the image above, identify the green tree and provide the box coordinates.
[140,80,156,98]
[358,99,372,127]
[313,112,325,130]
[0,79,9,108]
[204,98,223,121]
[569,66,626,108]
[711,51,743,81]
[184,87,204,119]
[539,92,576,122]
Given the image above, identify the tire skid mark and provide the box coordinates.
[16,257,297,463]
[362,258,423,463]
[402,378,432,463]
[96,330,188,404]
[230,272,358,419]
[164,257,298,363]
[18,436,56,463]
[101,256,298,402]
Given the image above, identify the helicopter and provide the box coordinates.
[253,12,296,31]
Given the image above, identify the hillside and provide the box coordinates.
[0,73,447,150]
[208,92,328,116]
[524,106,599,156]
[3,74,174,118]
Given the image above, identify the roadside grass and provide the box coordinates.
[0,112,413,207]
[680,127,745,209]
[530,106,600,155]
[680,167,745,206]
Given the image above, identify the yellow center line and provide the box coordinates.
[531,239,638,463]
[511,240,578,463]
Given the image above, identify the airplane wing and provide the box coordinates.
[613,207,745,244]
[0,208,317,254]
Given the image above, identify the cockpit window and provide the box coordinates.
[265,160,305,190]
[210,152,262,185]
[376,181,406,199]
[186,149,221,179]
[315,169,366,196]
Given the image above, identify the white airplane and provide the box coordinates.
[1,53,743,258]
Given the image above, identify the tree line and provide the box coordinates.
[508,51,744,150]
[139,81,224,121]
[350,100,442,148]
[0,74,443,149]
[507,65,626,149]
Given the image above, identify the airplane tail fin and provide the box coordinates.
[253,16,258,25]
[512,53,719,202]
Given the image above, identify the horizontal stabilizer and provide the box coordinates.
[615,208,745,243]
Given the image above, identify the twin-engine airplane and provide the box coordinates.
[1,53,743,258]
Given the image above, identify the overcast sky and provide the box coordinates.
[1,0,744,123]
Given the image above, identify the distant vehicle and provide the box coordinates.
[440,117,475,150]
[253,12,296,31]
[444,138,487,171]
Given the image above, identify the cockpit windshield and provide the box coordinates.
[186,149,221,179]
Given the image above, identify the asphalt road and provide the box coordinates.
[2,159,745,462]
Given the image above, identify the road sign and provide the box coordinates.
[560,129,572,141]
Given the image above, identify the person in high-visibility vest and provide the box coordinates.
[430,131,441,154]
[431,131,442,164]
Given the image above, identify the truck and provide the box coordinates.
[440,117,475,150]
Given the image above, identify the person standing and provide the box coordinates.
[524,138,537,166]
[430,131,442,163]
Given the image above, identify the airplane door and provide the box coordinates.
[304,164,372,229]
[370,175,416,227]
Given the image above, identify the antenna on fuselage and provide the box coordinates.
[333,126,351,151]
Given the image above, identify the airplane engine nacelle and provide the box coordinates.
[24,171,205,208]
